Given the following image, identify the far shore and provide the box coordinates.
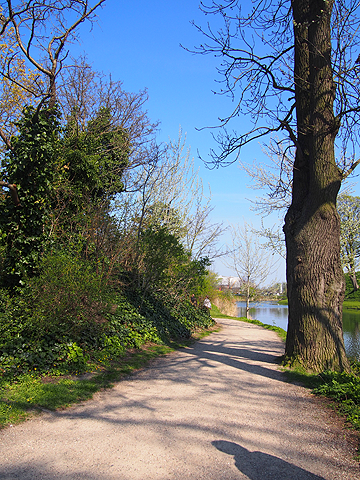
[235,297,360,311]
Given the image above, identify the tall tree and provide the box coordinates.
[194,0,360,371]
[0,106,61,288]
[0,1,105,285]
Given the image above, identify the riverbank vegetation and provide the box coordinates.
[277,273,360,309]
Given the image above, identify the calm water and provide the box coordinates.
[236,301,360,361]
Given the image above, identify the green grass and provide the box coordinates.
[343,300,360,310]
[210,305,232,318]
[273,298,360,310]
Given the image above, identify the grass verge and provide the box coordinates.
[278,298,360,310]
[343,300,360,310]
[282,363,360,459]
[0,327,219,430]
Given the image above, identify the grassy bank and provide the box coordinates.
[343,300,360,310]
[277,298,360,310]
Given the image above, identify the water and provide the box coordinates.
[236,301,360,361]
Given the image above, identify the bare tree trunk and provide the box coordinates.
[246,281,250,319]
[349,270,359,292]
[284,0,349,372]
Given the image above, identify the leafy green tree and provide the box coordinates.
[62,107,129,203]
[137,226,188,291]
[338,195,360,291]
[0,106,61,288]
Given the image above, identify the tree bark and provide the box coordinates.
[284,0,349,372]
[246,281,250,319]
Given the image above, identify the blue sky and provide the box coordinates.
[72,0,360,283]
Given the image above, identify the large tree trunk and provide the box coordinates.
[284,0,349,372]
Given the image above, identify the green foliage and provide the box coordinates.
[0,248,106,377]
[138,226,188,288]
[191,265,216,298]
[120,286,215,341]
[135,226,211,303]
[63,107,129,203]
[0,249,215,378]
[0,106,61,288]
[312,367,360,431]
[28,249,105,342]
[345,272,360,300]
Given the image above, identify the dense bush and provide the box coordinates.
[0,106,216,383]
[0,251,215,378]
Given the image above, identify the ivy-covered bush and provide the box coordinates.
[0,251,215,378]
[0,107,61,289]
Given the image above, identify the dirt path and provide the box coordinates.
[0,318,359,479]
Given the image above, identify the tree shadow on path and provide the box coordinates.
[212,440,326,480]
[180,336,285,382]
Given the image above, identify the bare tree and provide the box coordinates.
[2,0,105,103]
[224,222,277,318]
[0,1,105,143]
[191,0,360,371]
[118,130,227,261]
[57,57,159,177]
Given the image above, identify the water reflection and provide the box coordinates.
[342,310,360,361]
[236,301,360,360]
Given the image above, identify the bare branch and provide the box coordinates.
[0,180,20,205]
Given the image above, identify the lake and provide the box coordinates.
[236,301,360,361]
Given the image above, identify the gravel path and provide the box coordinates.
[0,318,359,479]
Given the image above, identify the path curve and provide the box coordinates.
[1,318,359,479]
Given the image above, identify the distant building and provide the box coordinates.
[217,276,241,293]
